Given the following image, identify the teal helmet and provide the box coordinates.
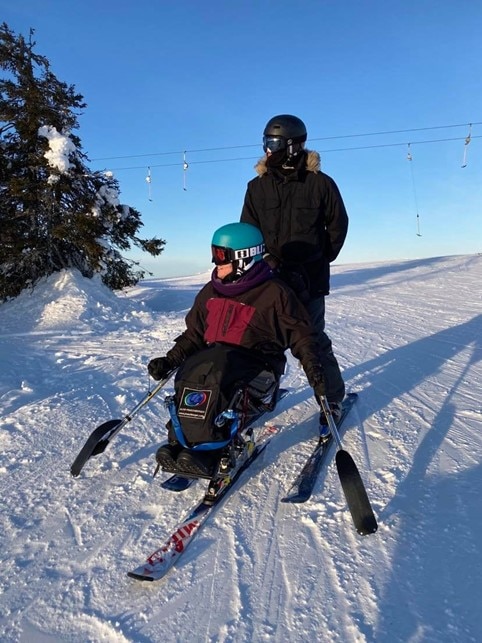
[211,222,265,277]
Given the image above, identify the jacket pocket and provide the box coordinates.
[204,299,256,345]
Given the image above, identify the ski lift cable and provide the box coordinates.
[104,134,481,172]
[91,121,482,162]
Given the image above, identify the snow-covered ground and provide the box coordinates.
[0,254,481,643]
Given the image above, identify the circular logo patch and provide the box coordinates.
[184,391,208,407]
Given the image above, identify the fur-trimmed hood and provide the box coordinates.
[253,149,321,177]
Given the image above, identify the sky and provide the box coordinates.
[2,0,482,277]
[0,254,481,640]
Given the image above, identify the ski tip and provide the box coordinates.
[280,495,306,504]
[70,460,84,477]
[356,516,378,536]
[127,571,155,582]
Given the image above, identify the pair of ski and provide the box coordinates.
[127,393,377,582]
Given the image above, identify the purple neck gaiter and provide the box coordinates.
[211,260,273,296]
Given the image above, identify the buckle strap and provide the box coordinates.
[165,396,239,451]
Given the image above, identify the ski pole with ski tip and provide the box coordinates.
[281,392,377,535]
[70,371,176,477]
[319,393,377,536]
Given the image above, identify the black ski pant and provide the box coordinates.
[304,296,345,403]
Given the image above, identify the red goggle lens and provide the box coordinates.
[212,245,233,265]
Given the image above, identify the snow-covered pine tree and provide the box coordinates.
[0,23,165,300]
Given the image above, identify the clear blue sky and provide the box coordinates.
[3,0,482,277]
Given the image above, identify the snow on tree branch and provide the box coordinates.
[38,125,76,173]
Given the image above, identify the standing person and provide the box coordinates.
[148,222,328,477]
[241,114,348,427]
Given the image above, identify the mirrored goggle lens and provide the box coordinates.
[263,136,286,153]
[211,245,234,265]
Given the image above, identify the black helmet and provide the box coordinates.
[263,114,307,143]
[262,114,307,159]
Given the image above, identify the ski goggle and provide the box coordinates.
[262,135,287,154]
[211,245,235,265]
[211,243,265,265]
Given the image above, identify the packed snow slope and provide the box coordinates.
[0,254,481,643]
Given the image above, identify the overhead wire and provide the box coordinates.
[103,134,482,172]
[90,121,482,168]
[90,120,479,239]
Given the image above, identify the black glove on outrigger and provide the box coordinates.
[147,356,172,381]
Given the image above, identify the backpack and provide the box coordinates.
[169,343,274,446]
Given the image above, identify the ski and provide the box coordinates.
[281,392,358,504]
[127,426,277,582]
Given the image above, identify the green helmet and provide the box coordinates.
[211,222,265,276]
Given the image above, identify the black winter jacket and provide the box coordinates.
[241,150,348,296]
[165,270,325,388]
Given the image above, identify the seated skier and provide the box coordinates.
[148,222,328,477]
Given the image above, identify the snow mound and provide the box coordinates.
[124,270,211,313]
[0,269,153,335]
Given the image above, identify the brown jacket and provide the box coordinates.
[165,270,324,386]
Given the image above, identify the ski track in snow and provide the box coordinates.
[0,255,481,642]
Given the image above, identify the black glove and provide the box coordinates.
[279,267,310,304]
[312,376,326,401]
[305,362,325,399]
[147,356,172,381]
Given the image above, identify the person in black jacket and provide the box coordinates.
[241,114,348,423]
[148,222,328,476]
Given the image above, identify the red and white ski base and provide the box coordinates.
[127,425,278,581]
[127,509,210,581]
